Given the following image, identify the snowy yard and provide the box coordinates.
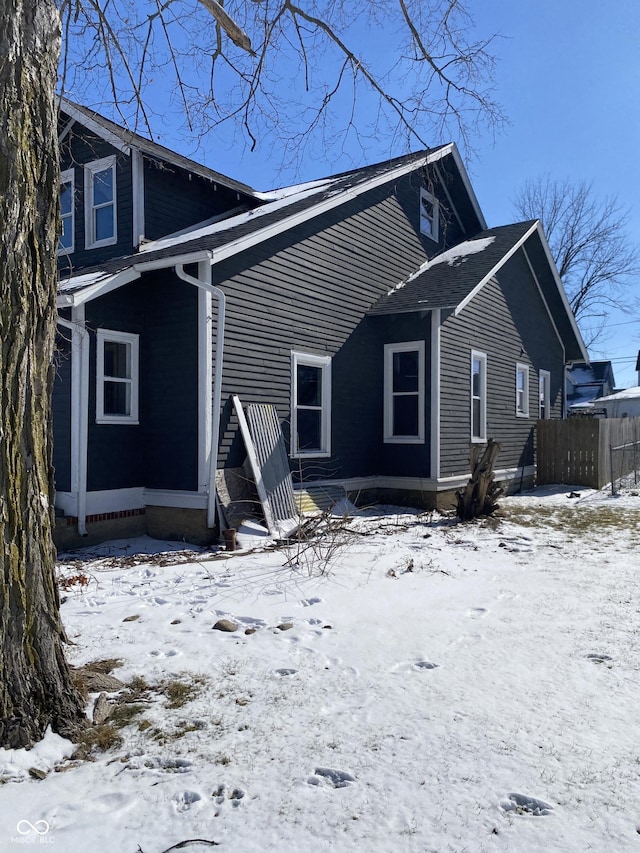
[2,486,640,852]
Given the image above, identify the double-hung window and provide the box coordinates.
[384,341,425,443]
[539,369,551,419]
[291,352,331,457]
[85,156,117,248]
[516,363,530,417]
[96,329,139,424]
[471,351,487,441]
[420,188,439,242]
[59,168,74,254]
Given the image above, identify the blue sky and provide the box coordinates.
[78,1,640,385]
[192,1,640,385]
[468,1,640,386]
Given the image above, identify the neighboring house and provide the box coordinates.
[567,360,617,414]
[594,387,640,419]
[53,103,587,546]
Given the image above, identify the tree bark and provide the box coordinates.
[0,0,86,748]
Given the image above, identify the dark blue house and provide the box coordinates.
[53,101,588,546]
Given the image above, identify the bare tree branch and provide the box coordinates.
[58,0,506,173]
[513,176,640,347]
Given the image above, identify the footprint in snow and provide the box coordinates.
[172,790,202,813]
[468,607,488,618]
[213,785,245,807]
[308,767,356,788]
[413,660,439,671]
[300,597,323,607]
[274,668,297,677]
[500,793,553,816]
[586,653,613,666]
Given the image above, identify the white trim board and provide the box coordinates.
[55,487,209,515]
[294,466,536,496]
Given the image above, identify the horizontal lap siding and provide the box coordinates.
[85,278,198,491]
[214,177,435,480]
[144,163,249,241]
[52,333,72,492]
[440,249,564,477]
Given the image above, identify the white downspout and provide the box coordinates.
[174,261,225,529]
[57,316,89,536]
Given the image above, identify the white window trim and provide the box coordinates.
[516,363,530,418]
[58,168,75,255]
[471,350,487,443]
[291,351,332,458]
[84,155,117,249]
[420,187,439,242]
[539,369,551,419]
[96,329,139,424]
[384,341,425,444]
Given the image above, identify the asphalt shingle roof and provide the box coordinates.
[368,221,538,315]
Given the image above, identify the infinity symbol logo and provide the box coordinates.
[16,820,50,835]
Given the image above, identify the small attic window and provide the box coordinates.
[420,188,439,242]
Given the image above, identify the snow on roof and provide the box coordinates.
[387,236,495,295]
[598,385,640,402]
[252,178,336,202]
[58,269,110,293]
[429,236,496,268]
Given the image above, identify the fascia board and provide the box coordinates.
[454,222,539,316]
[58,268,141,307]
[59,98,131,155]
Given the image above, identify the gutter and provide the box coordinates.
[174,258,225,529]
[57,316,89,536]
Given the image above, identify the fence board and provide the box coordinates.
[536,417,640,488]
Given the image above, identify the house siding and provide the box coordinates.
[52,329,72,493]
[439,249,564,477]
[143,160,251,241]
[213,174,443,481]
[84,277,199,492]
[59,130,133,271]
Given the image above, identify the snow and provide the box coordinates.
[388,236,496,295]
[599,385,640,401]
[3,487,640,851]
[427,235,496,268]
[58,269,110,293]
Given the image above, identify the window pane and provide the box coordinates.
[297,409,321,451]
[472,398,481,437]
[297,364,322,406]
[95,204,114,241]
[61,182,73,216]
[93,167,113,205]
[393,350,419,393]
[60,216,73,249]
[393,395,419,436]
[104,381,130,416]
[104,341,129,378]
[472,359,481,396]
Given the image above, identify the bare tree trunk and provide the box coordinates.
[0,0,85,748]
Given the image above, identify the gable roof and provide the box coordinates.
[369,221,536,314]
[59,98,258,200]
[369,219,588,363]
[58,144,483,304]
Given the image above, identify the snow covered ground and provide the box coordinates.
[2,486,640,852]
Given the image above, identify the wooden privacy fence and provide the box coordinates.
[536,416,640,489]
